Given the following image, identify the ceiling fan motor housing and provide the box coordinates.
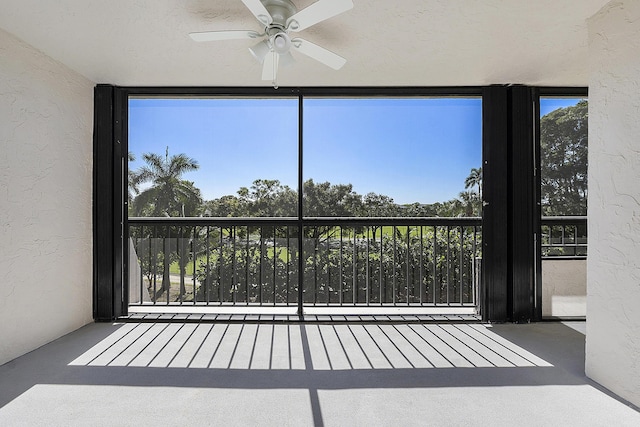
[261,0,296,54]
[261,0,297,28]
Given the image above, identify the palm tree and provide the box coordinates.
[464,167,482,199]
[464,167,482,215]
[127,152,139,215]
[131,147,200,217]
[131,147,202,298]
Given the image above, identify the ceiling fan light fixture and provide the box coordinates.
[249,40,271,63]
[272,32,291,54]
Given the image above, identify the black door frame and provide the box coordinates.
[93,84,127,321]
[481,85,537,323]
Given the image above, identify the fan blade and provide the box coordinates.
[241,0,273,26]
[292,38,346,70]
[279,52,296,68]
[262,51,279,81]
[249,40,271,63]
[287,0,353,32]
[190,30,261,42]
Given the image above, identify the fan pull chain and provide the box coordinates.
[272,54,278,89]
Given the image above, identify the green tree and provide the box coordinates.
[459,191,478,217]
[362,192,397,239]
[238,179,296,217]
[401,202,439,217]
[540,100,588,216]
[362,193,396,217]
[303,179,362,218]
[131,147,202,297]
[204,195,244,217]
[439,198,464,217]
[303,179,363,242]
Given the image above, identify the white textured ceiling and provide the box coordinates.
[0,0,608,87]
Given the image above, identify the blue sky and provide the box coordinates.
[540,97,583,116]
[128,96,581,205]
[302,98,481,204]
[129,98,299,201]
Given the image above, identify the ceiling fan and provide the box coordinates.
[189,0,353,86]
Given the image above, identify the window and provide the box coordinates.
[302,97,482,217]
[539,97,588,217]
[124,91,483,307]
[128,95,483,219]
[128,97,299,218]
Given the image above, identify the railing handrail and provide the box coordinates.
[301,217,481,226]
[541,216,587,226]
[540,215,587,259]
[130,216,581,225]
[128,216,482,227]
[128,217,297,226]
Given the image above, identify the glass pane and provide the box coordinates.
[540,97,588,216]
[128,97,298,217]
[302,97,482,217]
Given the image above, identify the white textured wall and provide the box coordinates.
[0,29,93,365]
[586,0,640,408]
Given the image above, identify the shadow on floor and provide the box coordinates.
[0,321,638,426]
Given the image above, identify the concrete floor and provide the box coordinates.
[0,321,638,426]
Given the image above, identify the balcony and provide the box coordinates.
[1,319,638,425]
[127,216,588,320]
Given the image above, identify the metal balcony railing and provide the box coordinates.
[128,217,482,308]
[540,216,587,259]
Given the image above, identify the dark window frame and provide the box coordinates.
[93,85,586,322]
[535,88,588,320]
